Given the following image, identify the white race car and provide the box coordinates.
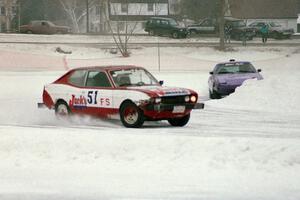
[39,65,204,128]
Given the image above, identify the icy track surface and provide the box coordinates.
[0,46,300,200]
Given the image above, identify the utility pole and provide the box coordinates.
[5,0,11,33]
[18,0,21,32]
[86,0,89,33]
[99,0,105,33]
[219,0,225,50]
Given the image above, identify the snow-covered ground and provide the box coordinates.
[0,37,300,200]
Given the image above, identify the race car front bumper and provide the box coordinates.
[145,103,204,112]
[194,103,205,109]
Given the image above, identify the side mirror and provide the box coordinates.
[159,80,164,85]
[257,69,262,72]
[209,71,214,75]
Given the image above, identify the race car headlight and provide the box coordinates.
[190,95,197,103]
[138,99,150,105]
[155,97,161,104]
[184,96,190,102]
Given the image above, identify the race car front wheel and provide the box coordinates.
[55,100,71,117]
[120,101,144,128]
[168,114,190,127]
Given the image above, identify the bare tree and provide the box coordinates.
[105,1,143,57]
[59,0,96,33]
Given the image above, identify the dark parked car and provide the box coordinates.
[248,21,294,39]
[20,20,71,34]
[144,17,188,39]
[187,18,217,34]
[225,17,256,40]
[208,60,263,99]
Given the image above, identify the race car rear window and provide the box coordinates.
[68,70,87,87]
[86,71,112,88]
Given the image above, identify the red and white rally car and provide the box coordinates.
[39,65,204,128]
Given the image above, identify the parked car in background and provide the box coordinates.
[20,20,71,34]
[39,65,204,128]
[208,60,263,99]
[187,18,217,34]
[144,17,188,39]
[225,17,256,40]
[248,21,294,39]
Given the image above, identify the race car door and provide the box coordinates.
[82,70,115,118]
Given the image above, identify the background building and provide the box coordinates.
[229,0,300,31]
[104,0,169,33]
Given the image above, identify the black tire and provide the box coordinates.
[186,30,191,37]
[120,101,144,128]
[168,114,190,127]
[274,32,282,39]
[55,100,71,117]
[149,30,155,36]
[188,29,196,35]
[248,36,254,41]
[209,90,221,99]
[172,32,179,39]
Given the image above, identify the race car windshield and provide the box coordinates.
[216,63,256,74]
[110,68,159,87]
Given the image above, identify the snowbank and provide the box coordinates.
[207,53,300,115]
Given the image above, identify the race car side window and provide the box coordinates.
[86,71,112,88]
[68,70,87,87]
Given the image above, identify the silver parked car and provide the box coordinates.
[248,21,294,39]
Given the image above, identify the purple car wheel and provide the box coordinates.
[209,90,221,99]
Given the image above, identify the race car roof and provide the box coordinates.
[70,65,143,72]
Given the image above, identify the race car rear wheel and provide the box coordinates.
[55,100,71,117]
[120,101,144,128]
[168,114,190,127]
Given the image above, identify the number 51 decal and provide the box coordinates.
[87,91,98,104]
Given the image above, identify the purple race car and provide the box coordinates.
[208,60,263,99]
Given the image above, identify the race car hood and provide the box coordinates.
[216,73,262,85]
[128,85,192,97]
